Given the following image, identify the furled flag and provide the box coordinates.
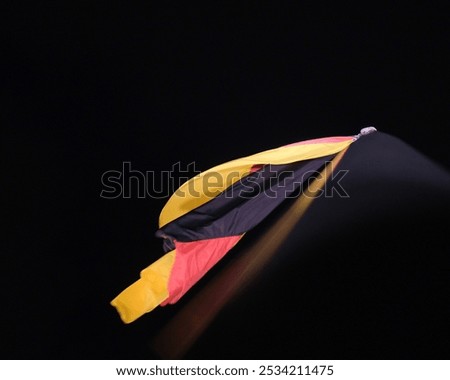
[111,127,377,323]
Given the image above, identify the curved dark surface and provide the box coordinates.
[169,132,450,359]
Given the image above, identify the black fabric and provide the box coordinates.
[158,155,334,246]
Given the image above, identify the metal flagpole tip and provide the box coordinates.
[354,126,377,140]
[360,126,377,135]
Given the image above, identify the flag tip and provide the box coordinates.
[355,126,377,140]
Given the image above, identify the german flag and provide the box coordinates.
[111,128,377,323]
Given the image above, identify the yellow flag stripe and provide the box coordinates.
[110,250,176,324]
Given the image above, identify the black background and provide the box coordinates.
[3,2,450,359]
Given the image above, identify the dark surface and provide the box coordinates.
[3,3,450,358]
[184,132,450,359]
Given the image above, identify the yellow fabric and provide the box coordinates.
[159,140,354,227]
[159,163,254,227]
[110,250,176,324]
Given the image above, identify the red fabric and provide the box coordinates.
[161,235,243,305]
[250,164,264,173]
